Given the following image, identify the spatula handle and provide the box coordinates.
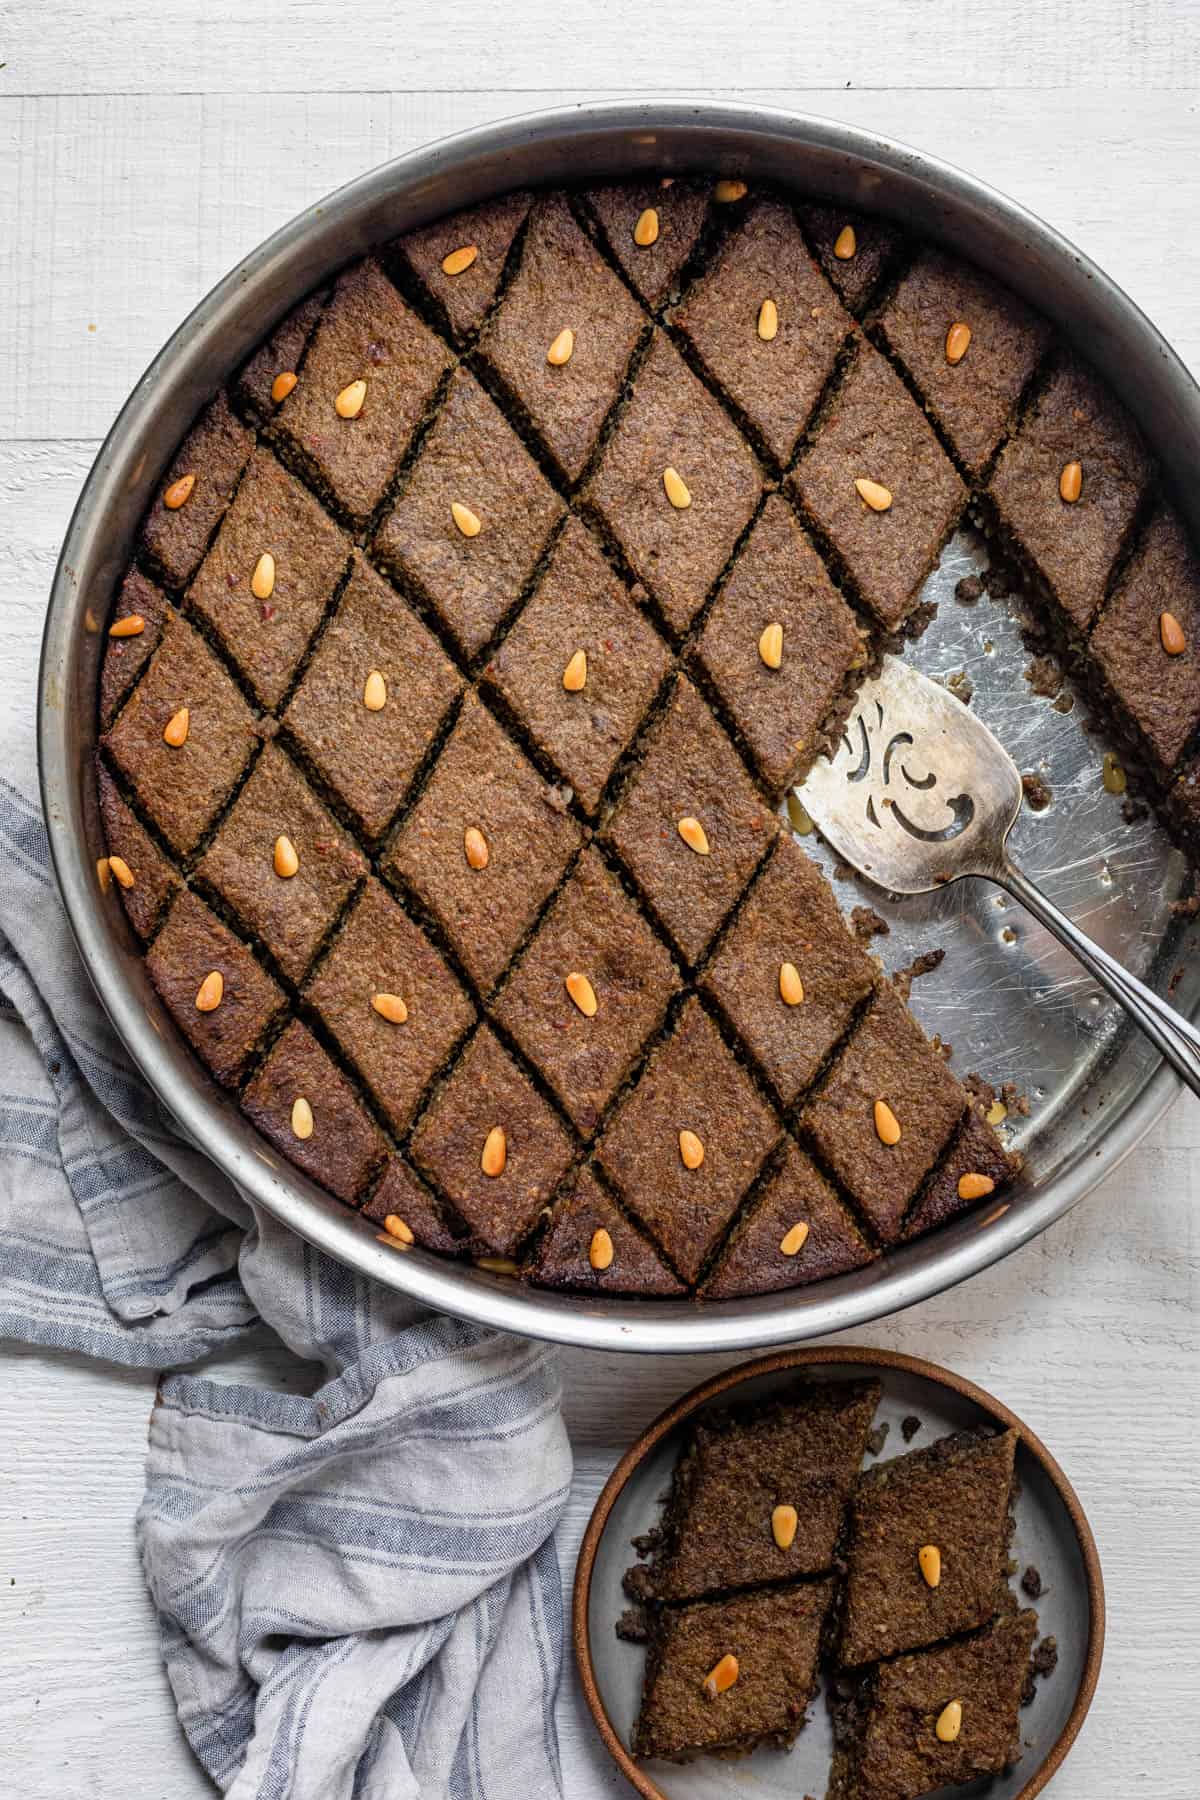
[998,859,1200,1100]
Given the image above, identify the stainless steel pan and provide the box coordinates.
[38,100,1200,1353]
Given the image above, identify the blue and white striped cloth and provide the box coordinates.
[0,760,572,1799]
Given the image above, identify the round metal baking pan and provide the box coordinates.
[39,100,1200,1352]
[573,1347,1105,1799]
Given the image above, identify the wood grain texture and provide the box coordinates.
[1,13,1199,1797]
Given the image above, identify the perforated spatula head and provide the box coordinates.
[796,655,1023,894]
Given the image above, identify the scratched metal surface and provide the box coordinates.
[794,524,1194,1159]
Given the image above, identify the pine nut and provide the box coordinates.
[481,1125,507,1178]
[779,1221,810,1256]
[372,993,409,1024]
[274,834,299,878]
[547,327,575,366]
[757,298,779,342]
[565,972,598,1017]
[251,552,276,600]
[476,1255,519,1274]
[291,1096,314,1140]
[1160,610,1187,655]
[335,379,367,419]
[679,1129,705,1170]
[163,472,196,510]
[945,322,972,365]
[562,649,588,692]
[759,621,783,669]
[464,826,489,870]
[108,614,146,639]
[855,477,893,512]
[96,856,112,894]
[162,706,189,748]
[833,224,857,260]
[195,970,224,1013]
[677,815,709,855]
[1059,460,1082,503]
[779,962,805,1006]
[713,179,747,203]
[441,244,479,276]
[589,1227,614,1271]
[874,1098,902,1145]
[918,1544,942,1588]
[986,1098,1008,1126]
[107,855,135,890]
[771,1503,799,1549]
[1102,751,1127,795]
[633,207,660,247]
[957,1171,995,1201]
[452,501,482,537]
[702,1653,739,1697]
[271,371,298,403]
[935,1700,963,1744]
[663,465,692,509]
[84,607,100,633]
[363,669,388,711]
[384,1214,415,1244]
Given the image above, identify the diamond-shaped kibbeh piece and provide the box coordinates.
[305,879,474,1135]
[1089,505,1200,773]
[100,568,169,728]
[242,1019,386,1205]
[701,831,877,1105]
[901,1099,1019,1242]
[830,1608,1037,1800]
[235,288,328,419]
[139,393,253,589]
[671,198,852,462]
[408,1025,575,1256]
[273,258,452,523]
[362,1155,468,1257]
[476,193,646,483]
[605,676,776,966]
[373,367,565,662]
[385,693,583,994]
[283,554,462,838]
[875,247,1051,476]
[648,1378,881,1601]
[796,203,906,313]
[188,447,351,709]
[693,496,864,793]
[585,330,762,636]
[196,743,367,983]
[703,1139,877,1298]
[988,354,1152,632]
[802,984,966,1242]
[583,178,709,309]
[632,1580,834,1761]
[839,1427,1018,1666]
[396,190,533,343]
[146,890,286,1088]
[596,998,780,1283]
[526,1166,686,1296]
[790,339,966,628]
[486,518,671,814]
[97,765,182,942]
[101,610,258,856]
[493,848,681,1134]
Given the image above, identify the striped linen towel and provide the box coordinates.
[0,764,572,1799]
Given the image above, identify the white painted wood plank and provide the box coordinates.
[3,88,1199,443]
[4,1,1198,94]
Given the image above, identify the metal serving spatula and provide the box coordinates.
[798,655,1200,1098]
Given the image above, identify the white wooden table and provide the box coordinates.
[3,8,1200,1794]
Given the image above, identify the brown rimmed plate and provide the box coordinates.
[573,1347,1104,1800]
